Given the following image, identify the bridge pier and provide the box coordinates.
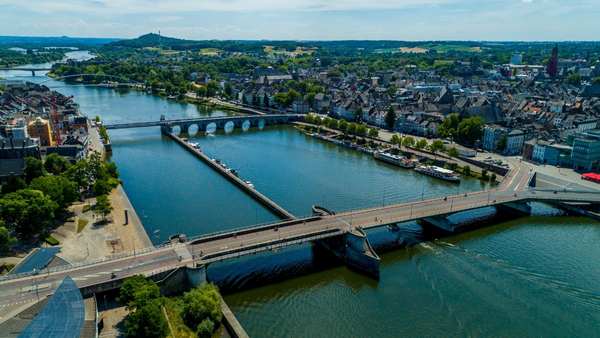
[420,215,457,233]
[495,201,531,216]
[316,228,380,280]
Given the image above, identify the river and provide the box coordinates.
[2,60,599,337]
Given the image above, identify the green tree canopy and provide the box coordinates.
[44,153,71,175]
[123,298,168,338]
[402,136,415,147]
[1,175,27,195]
[24,157,44,183]
[457,116,484,145]
[95,195,113,221]
[182,283,222,333]
[415,139,428,150]
[390,134,402,146]
[429,140,446,153]
[438,113,461,139]
[368,128,379,138]
[0,189,57,239]
[0,221,16,253]
[30,175,78,211]
[447,147,460,157]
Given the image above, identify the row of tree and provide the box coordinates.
[119,275,222,338]
[0,152,119,252]
[389,134,459,157]
[304,113,379,138]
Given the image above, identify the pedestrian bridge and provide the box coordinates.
[104,114,303,134]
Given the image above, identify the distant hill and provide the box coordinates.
[0,35,119,47]
[109,33,268,52]
[110,33,189,48]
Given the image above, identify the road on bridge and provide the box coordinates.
[1,161,599,321]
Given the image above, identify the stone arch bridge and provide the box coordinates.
[104,114,303,135]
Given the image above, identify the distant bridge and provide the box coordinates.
[0,67,52,76]
[104,114,304,134]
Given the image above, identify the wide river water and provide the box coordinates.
[2,62,599,337]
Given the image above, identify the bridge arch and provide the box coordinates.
[242,120,251,132]
[224,121,235,134]
[187,124,199,136]
[206,122,217,134]
[171,125,182,135]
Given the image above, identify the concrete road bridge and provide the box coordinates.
[1,163,600,320]
[0,67,52,76]
[104,114,303,134]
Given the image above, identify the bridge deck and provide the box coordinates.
[1,163,600,319]
[104,114,302,130]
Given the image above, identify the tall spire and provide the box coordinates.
[547,45,559,78]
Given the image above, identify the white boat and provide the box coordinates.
[414,165,460,182]
[374,151,416,169]
[244,180,255,188]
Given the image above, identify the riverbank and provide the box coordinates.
[295,123,500,184]
[52,125,152,264]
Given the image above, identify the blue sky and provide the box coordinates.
[0,0,598,40]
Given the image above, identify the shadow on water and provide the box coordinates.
[208,202,570,296]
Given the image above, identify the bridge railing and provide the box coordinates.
[186,217,319,244]
[199,228,345,264]
[0,242,175,283]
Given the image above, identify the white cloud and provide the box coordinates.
[2,0,456,13]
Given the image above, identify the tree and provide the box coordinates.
[196,319,215,338]
[356,124,368,137]
[0,222,15,253]
[346,122,357,135]
[463,165,471,176]
[95,195,112,221]
[223,82,233,98]
[481,169,489,179]
[415,139,428,150]
[30,175,78,210]
[368,128,379,138]
[119,275,156,307]
[0,189,57,239]
[182,284,222,332]
[338,119,348,132]
[438,113,460,139]
[490,173,497,183]
[327,118,339,130]
[44,153,70,175]
[457,116,484,145]
[24,157,44,183]
[206,80,219,97]
[123,298,168,338]
[93,179,114,196]
[390,134,402,146]
[429,140,446,154]
[385,106,396,130]
[447,147,460,157]
[1,175,26,194]
[402,136,415,148]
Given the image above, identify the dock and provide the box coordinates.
[167,132,296,220]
